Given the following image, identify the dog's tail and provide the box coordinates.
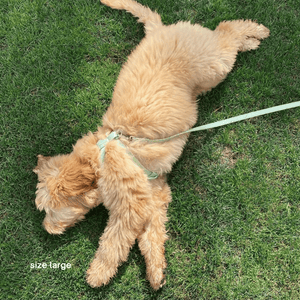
[101,0,163,34]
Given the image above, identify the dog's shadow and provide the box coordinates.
[34,204,166,294]
[32,203,108,250]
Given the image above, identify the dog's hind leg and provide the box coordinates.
[215,20,270,52]
[100,0,163,34]
[191,20,269,94]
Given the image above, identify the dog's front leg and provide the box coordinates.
[86,199,149,287]
[138,182,171,290]
[86,139,154,287]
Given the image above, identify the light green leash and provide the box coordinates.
[132,101,300,144]
[97,101,300,180]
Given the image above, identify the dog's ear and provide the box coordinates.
[34,154,67,210]
[53,154,98,198]
[35,173,64,211]
[33,155,51,174]
[35,153,99,211]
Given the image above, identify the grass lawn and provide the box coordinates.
[1,0,300,299]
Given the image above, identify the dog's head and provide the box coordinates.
[33,128,154,234]
[33,132,102,234]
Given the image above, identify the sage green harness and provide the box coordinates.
[96,131,159,179]
[97,101,300,180]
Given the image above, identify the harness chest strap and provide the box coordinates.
[96,131,159,180]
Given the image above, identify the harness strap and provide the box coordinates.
[96,132,159,180]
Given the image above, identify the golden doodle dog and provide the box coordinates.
[33,0,269,290]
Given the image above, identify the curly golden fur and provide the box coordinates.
[33,0,269,290]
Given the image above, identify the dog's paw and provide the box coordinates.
[147,266,166,290]
[86,259,117,288]
[241,37,261,51]
[256,24,270,40]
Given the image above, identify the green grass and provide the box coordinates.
[1,0,299,299]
